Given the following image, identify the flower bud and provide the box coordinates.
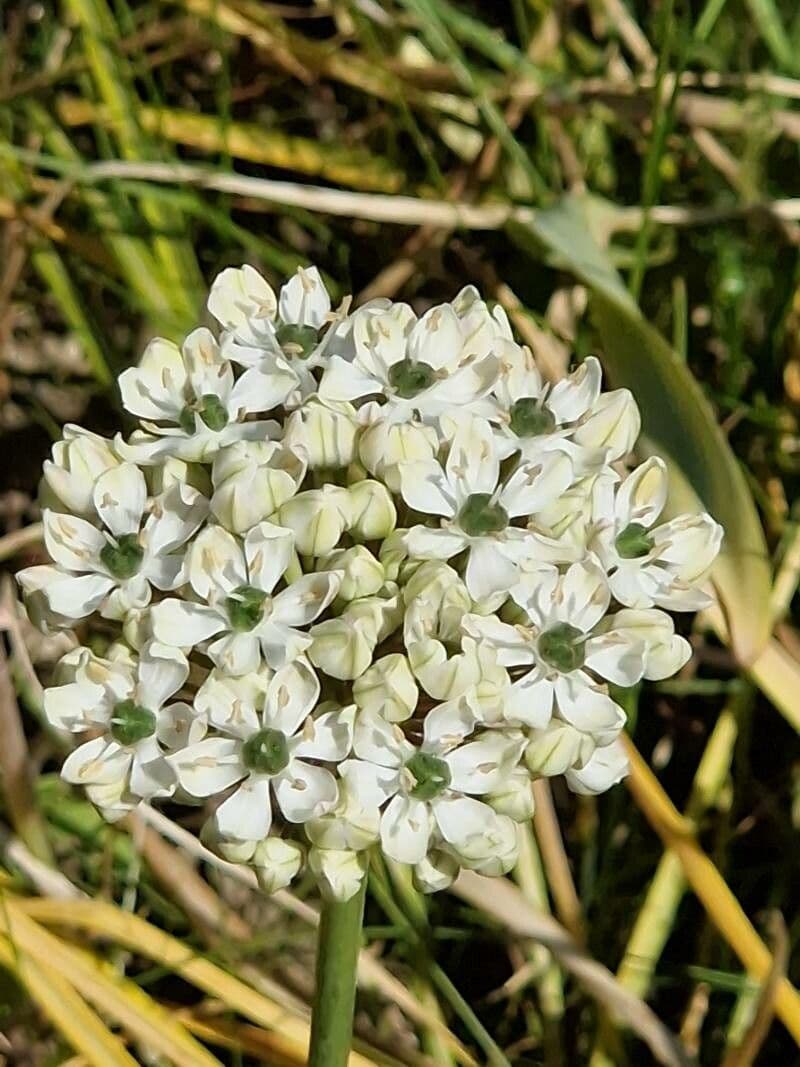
[306,789,380,851]
[403,561,471,646]
[284,399,359,469]
[353,653,418,722]
[414,850,459,894]
[487,768,535,822]
[574,388,641,461]
[200,820,258,865]
[42,426,121,517]
[251,837,305,894]
[321,546,384,601]
[525,721,596,778]
[308,847,368,902]
[17,566,73,634]
[346,480,397,541]
[565,738,629,795]
[348,590,403,643]
[379,529,412,582]
[87,785,133,822]
[309,615,377,680]
[359,419,438,492]
[211,441,305,533]
[278,486,349,556]
[409,637,503,703]
[150,456,212,496]
[449,811,519,876]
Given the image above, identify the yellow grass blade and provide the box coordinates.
[0,895,222,1067]
[16,896,379,1067]
[623,735,800,1045]
[0,931,137,1067]
[56,98,406,193]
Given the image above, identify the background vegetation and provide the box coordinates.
[0,0,799,1063]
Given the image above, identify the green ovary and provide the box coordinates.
[179,394,229,433]
[458,493,509,536]
[614,522,654,559]
[406,752,451,800]
[388,359,437,399]
[111,699,157,745]
[509,397,556,437]
[538,623,586,672]
[100,534,144,580]
[225,585,268,632]
[242,728,290,775]
[276,323,319,359]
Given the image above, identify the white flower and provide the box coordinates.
[399,416,573,599]
[464,560,644,732]
[41,425,122,517]
[486,767,536,822]
[44,642,200,807]
[484,347,606,471]
[599,608,692,681]
[211,265,334,406]
[23,464,207,622]
[591,457,723,610]
[319,302,498,427]
[340,704,523,865]
[152,523,340,674]
[118,329,279,462]
[210,440,306,534]
[171,660,352,840]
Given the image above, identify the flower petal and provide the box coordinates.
[93,464,147,537]
[273,760,338,822]
[245,522,294,595]
[293,705,354,762]
[43,510,106,573]
[215,776,272,840]
[398,460,457,518]
[151,599,226,646]
[45,572,115,619]
[186,525,248,599]
[380,794,431,864]
[339,758,400,808]
[170,737,245,797]
[269,572,340,628]
[136,641,189,711]
[445,733,523,795]
[263,658,320,737]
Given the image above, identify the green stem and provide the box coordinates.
[308,880,367,1067]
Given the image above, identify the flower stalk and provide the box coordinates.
[308,879,367,1067]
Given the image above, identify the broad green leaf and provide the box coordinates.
[510,195,772,665]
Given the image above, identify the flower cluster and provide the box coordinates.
[19,266,723,901]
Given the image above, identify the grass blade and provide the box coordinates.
[0,931,137,1067]
[622,736,800,1044]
